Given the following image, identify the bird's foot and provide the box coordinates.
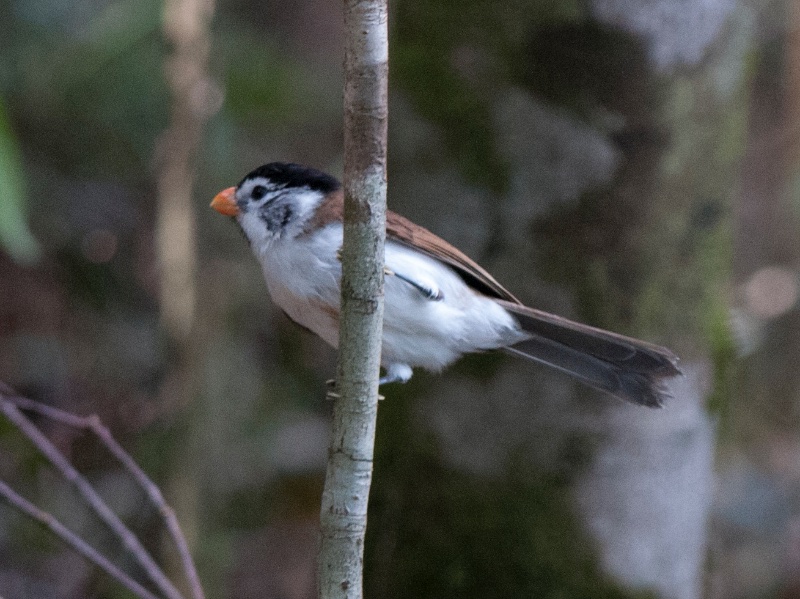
[325,379,340,400]
[325,378,386,401]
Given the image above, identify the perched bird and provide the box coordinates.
[211,162,680,407]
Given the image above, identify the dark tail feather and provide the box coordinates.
[497,300,681,407]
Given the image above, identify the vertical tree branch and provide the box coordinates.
[318,1,388,598]
[157,0,217,341]
[155,1,217,591]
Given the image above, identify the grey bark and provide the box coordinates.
[317,1,389,598]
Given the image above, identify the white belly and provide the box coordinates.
[257,224,523,371]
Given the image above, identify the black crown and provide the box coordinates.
[239,162,341,194]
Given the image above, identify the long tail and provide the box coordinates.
[497,300,681,407]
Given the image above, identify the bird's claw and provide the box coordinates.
[325,379,339,400]
[325,379,383,401]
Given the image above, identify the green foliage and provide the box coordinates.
[0,101,40,263]
[2,0,167,177]
[705,299,737,416]
[0,417,51,481]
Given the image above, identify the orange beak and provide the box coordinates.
[210,187,240,216]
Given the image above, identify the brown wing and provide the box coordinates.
[304,190,519,303]
[385,211,520,303]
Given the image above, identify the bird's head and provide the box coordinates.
[211,162,341,248]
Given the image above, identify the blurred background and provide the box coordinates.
[0,0,799,597]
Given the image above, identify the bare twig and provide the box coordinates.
[317,1,389,598]
[0,393,185,599]
[0,479,161,599]
[3,393,204,599]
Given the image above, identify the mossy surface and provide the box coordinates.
[365,393,654,599]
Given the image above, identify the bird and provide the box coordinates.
[210,162,681,407]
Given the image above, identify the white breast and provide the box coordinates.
[256,225,343,349]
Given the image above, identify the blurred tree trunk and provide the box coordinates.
[156,0,217,591]
[710,0,800,596]
[157,0,217,342]
[365,0,753,598]
[553,2,737,596]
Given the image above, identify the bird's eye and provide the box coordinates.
[251,185,268,200]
